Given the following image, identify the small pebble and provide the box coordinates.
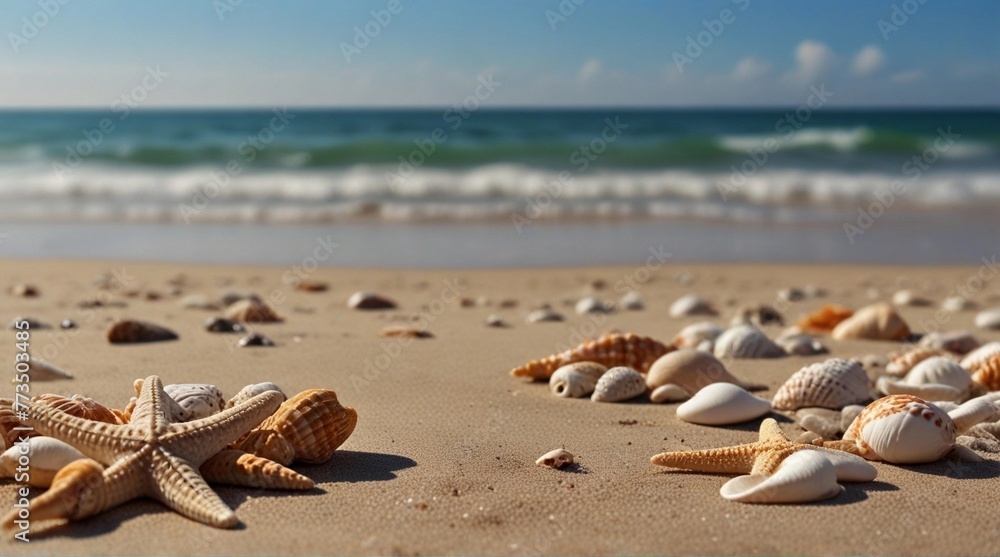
[378,325,433,338]
[778,288,804,302]
[8,317,50,330]
[347,291,397,310]
[60,319,76,330]
[238,333,275,347]
[9,284,39,297]
[535,448,574,469]
[620,291,644,310]
[294,280,328,292]
[526,308,564,323]
[485,314,508,328]
[204,317,245,334]
[575,296,611,315]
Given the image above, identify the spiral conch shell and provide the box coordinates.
[720,450,843,504]
[31,394,121,425]
[876,356,972,402]
[713,325,784,359]
[510,333,674,380]
[645,349,763,401]
[831,303,910,341]
[233,389,357,465]
[549,362,607,398]
[164,384,226,422]
[771,358,871,411]
[1,436,86,487]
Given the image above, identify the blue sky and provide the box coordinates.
[0,0,996,107]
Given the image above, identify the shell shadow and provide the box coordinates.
[892,458,1000,480]
[815,480,899,506]
[293,449,417,484]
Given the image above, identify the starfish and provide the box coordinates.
[650,418,877,481]
[2,375,295,531]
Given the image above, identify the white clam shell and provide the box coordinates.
[772,358,871,411]
[164,383,226,421]
[646,349,759,394]
[941,296,976,312]
[672,321,723,349]
[649,384,692,403]
[675,383,771,426]
[720,451,843,504]
[892,289,932,307]
[535,448,574,469]
[526,308,564,323]
[776,334,828,356]
[844,395,955,464]
[225,382,286,409]
[713,325,784,360]
[575,296,611,315]
[918,331,980,355]
[960,341,1000,372]
[669,294,715,318]
[1,436,86,487]
[549,362,607,398]
[619,291,644,310]
[877,356,972,402]
[974,307,1000,330]
[591,367,646,403]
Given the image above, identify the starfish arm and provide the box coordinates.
[750,448,797,476]
[151,449,239,528]
[651,445,761,474]
[757,418,789,444]
[167,391,283,464]
[27,401,143,464]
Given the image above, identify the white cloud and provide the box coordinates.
[733,57,772,80]
[789,40,836,82]
[889,69,925,83]
[852,45,886,76]
[578,58,601,81]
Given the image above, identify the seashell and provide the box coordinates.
[620,291,644,310]
[347,291,397,310]
[885,347,951,377]
[549,362,607,398]
[60,319,76,330]
[876,356,972,401]
[831,303,909,341]
[776,334,828,356]
[650,384,691,404]
[199,449,314,490]
[892,289,932,307]
[777,288,805,303]
[0,400,40,447]
[238,332,277,346]
[971,355,1000,391]
[730,305,784,328]
[205,317,245,333]
[535,448,574,469]
[672,321,723,349]
[797,410,841,441]
[378,325,432,339]
[804,285,827,298]
[720,450,843,504]
[942,296,976,312]
[837,395,958,463]
[485,314,508,328]
[796,304,853,334]
[31,394,121,424]
[294,280,328,292]
[575,296,611,314]
[840,405,865,432]
[669,294,716,318]
[676,383,771,426]
[106,319,179,344]
[771,358,871,411]
[9,284,39,297]
[526,308,564,323]
[974,307,1000,330]
[1,436,86,488]
[226,382,286,409]
[646,349,762,396]
[22,358,74,382]
[234,389,357,465]
[510,332,674,380]
[960,341,1000,374]
[164,384,226,421]
[179,294,219,310]
[713,325,784,359]
[11,458,108,525]
[918,331,980,355]
[591,367,646,403]
[225,298,283,323]
[947,393,1000,433]
[8,317,50,330]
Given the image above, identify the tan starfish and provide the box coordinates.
[2,375,295,531]
[650,418,877,481]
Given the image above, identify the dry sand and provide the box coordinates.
[2,259,1000,556]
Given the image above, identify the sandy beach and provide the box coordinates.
[1,259,999,556]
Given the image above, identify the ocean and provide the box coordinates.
[0,108,997,266]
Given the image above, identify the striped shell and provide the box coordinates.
[510,333,675,380]
[199,449,314,490]
[164,384,226,421]
[106,319,179,343]
[713,325,784,359]
[971,355,1000,391]
[225,298,283,323]
[842,395,955,463]
[234,389,357,465]
[0,399,39,447]
[591,367,646,403]
[961,342,1000,375]
[772,358,871,411]
[831,303,909,341]
[885,347,951,377]
[672,321,723,350]
[797,304,854,334]
[1,436,86,487]
[31,394,121,425]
